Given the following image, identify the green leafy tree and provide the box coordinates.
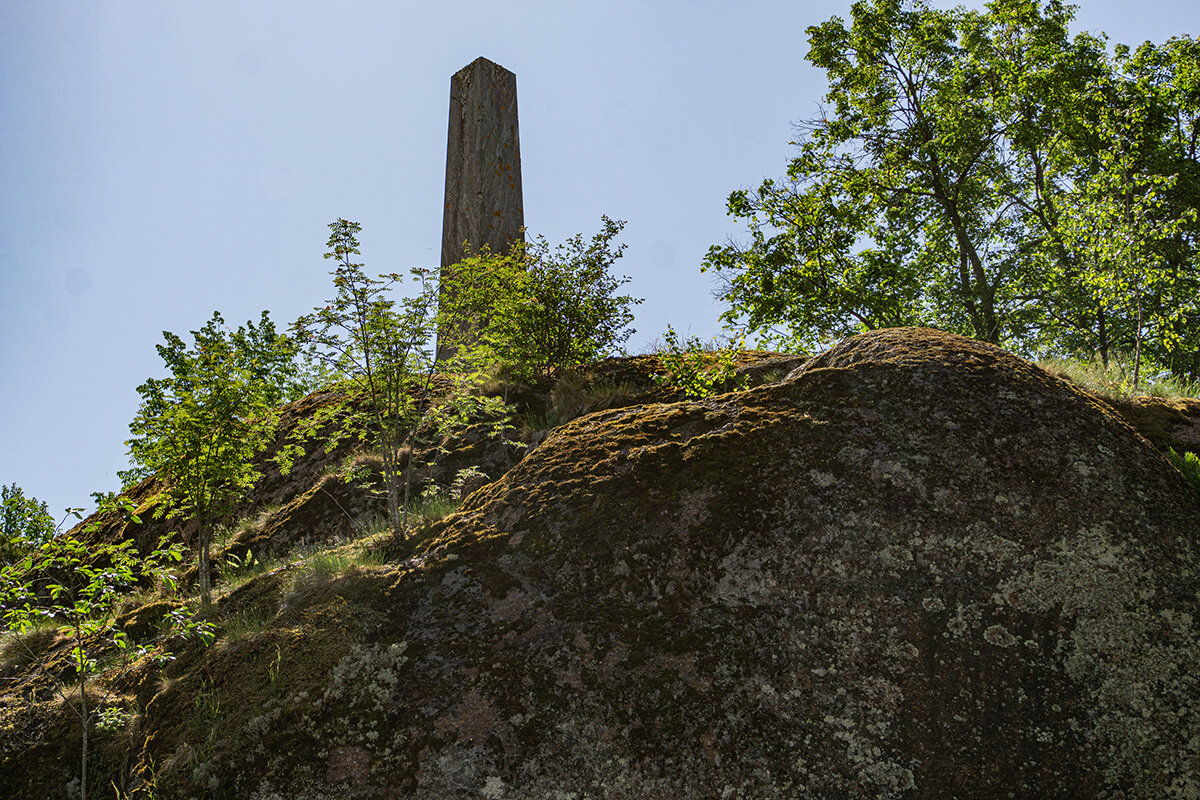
[1104,37,1200,378]
[1,483,55,565]
[123,311,288,606]
[443,216,642,383]
[1061,97,1197,387]
[293,219,455,533]
[704,0,1199,368]
[229,309,315,407]
[0,498,213,800]
[706,0,1039,347]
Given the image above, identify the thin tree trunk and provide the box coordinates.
[199,513,212,607]
[403,445,416,531]
[1133,285,1145,389]
[955,250,986,340]
[78,622,88,800]
[1098,304,1109,366]
[925,163,999,342]
[911,97,999,344]
[386,455,402,533]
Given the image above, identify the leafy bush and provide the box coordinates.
[653,326,747,399]
[443,216,643,384]
[293,219,513,534]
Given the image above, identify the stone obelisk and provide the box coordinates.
[438,56,524,359]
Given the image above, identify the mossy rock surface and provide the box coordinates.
[3,328,1199,799]
[1103,394,1200,458]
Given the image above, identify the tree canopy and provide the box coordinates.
[123,311,298,604]
[0,483,55,565]
[705,0,1200,381]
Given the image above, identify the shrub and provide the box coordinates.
[293,219,514,534]
[653,326,747,399]
[444,217,643,384]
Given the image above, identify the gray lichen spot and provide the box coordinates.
[983,623,1018,648]
[482,775,507,799]
[996,525,1200,796]
[809,469,836,487]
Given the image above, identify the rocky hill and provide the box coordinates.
[2,328,1199,799]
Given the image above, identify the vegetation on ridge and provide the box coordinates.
[1,212,647,797]
[705,0,1200,388]
[0,497,214,800]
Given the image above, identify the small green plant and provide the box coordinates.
[408,467,490,521]
[653,326,748,399]
[449,466,488,499]
[1167,448,1200,493]
[218,548,263,578]
[95,704,136,734]
[413,485,461,524]
[214,552,272,602]
[0,497,214,800]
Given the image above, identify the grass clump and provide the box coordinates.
[298,550,356,580]
[410,494,460,524]
[546,374,638,427]
[1039,355,1199,401]
[0,622,59,678]
[220,606,278,640]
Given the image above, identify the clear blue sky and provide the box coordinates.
[2,1,1195,519]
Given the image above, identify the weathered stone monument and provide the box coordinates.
[438,56,524,358]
